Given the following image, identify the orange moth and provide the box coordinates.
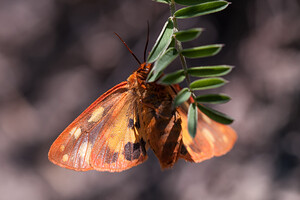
[48,33,236,172]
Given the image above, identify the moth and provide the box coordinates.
[48,34,237,172]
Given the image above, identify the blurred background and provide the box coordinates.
[0,0,300,199]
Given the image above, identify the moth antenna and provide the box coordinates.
[144,21,150,63]
[114,32,141,65]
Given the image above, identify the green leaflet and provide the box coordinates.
[174,0,221,6]
[195,94,231,104]
[159,70,185,85]
[187,65,233,77]
[174,28,203,42]
[153,0,170,4]
[174,1,229,19]
[173,88,191,107]
[181,44,223,58]
[169,37,176,48]
[197,104,234,124]
[147,19,174,63]
[147,48,179,82]
[190,77,227,90]
[188,103,198,138]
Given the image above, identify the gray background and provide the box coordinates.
[0,0,299,199]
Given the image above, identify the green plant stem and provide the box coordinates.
[170,0,196,99]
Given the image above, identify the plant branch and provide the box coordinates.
[170,0,196,99]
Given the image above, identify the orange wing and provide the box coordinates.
[48,82,148,172]
[178,102,237,163]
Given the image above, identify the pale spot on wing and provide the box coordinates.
[86,143,92,164]
[202,128,215,143]
[62,154,69,162]
[202,114,212,124]
[60,145,65,152]
[88,107,104,123]
[79,141,88,158]
[78,141,93,164]
[222,134,228,143]
[70,127,82,140]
